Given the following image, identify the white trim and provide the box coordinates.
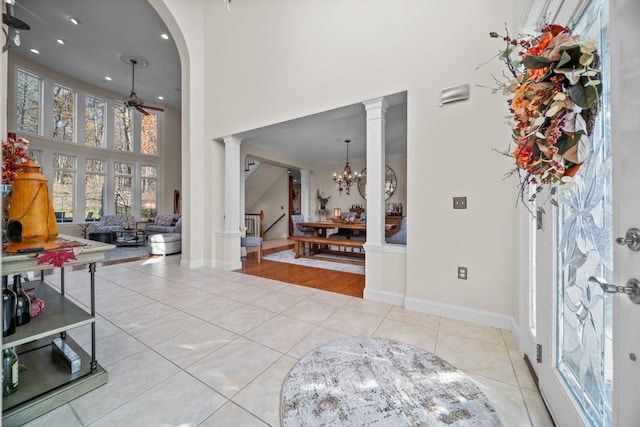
[181,259,205,269]
[363,288,405,306]
[405,297,514,330]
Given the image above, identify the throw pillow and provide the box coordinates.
[170,217,178,226]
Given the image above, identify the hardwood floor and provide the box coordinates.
[237,243,365,298]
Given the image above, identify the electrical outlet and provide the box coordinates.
[458,266,468,280]
[453,196,467,209]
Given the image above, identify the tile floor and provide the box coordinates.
[22,255,554,426]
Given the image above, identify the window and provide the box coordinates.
[114,103,133,152]
[52,154,76,222]
[15,69,40,134]
[114,162,132,215]
[140,165,158,220]
[85,95,105,147]
[141,112,158,155]
[26,149,43,167]
[85,159,105,221]
[52,84,75,141]
[11,67,164,219]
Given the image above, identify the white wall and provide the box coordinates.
[159,0,518,326]
[245,163,290,239]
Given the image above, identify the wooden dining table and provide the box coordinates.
[298,221,367,237]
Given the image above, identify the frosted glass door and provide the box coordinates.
[555,2,612,425]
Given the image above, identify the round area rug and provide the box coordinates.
[281,337,502,426]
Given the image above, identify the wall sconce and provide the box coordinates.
[334,208,342,219]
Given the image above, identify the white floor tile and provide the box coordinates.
[23,258,552,427]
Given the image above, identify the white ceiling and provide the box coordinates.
[9,0,181,110]
[6,0,407,167]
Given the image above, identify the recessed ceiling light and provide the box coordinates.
[157,96,164,100]
[30,48,39,54]
[104,76,112,81]
[68,17,80,25]
[56,38,65,45]
[161,33,169,40]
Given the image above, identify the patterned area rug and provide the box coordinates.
[281,337,502,426]
[263,250,365,275]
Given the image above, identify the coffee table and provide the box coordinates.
[115,229,145,247]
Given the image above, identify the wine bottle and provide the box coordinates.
[13,275,31,326]
[2,347,19,396]
[2,276,16,337]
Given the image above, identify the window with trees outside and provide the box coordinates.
[114,162,133,215]
[12,66,163,223]
[115,103,134,152]
[141,113,158,155]
[15,69,40,134]
[140,165,157,220]
[53,83,75,141]
[52,153,76,222]
[85,95,106,148]
[85,159,105,222]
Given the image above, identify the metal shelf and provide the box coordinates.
[2,336,108,427]
[2,281,94,349]
[1,235,112,426]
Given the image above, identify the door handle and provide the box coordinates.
[588,276,640,304]
[615,227,640,251]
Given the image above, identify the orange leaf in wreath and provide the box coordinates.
[563,164,582,178]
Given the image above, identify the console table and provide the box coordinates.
[1,235,114,426]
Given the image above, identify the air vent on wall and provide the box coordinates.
[439,84,470,107]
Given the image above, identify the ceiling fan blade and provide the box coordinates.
[136,106,150,116]
[140,105,165,112]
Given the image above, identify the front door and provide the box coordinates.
[523,0,640,425]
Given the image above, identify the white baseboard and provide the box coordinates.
[180,258,207,269]
[364,288,405,306]
[365,289,513,330]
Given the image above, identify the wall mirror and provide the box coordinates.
[357,165,397,200]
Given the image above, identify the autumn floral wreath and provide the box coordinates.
[489,24,602,205]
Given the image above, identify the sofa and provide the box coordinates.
[91,214,134,234]
[146,214,182,235]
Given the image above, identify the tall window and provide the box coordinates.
[52,154,76,222]
[141,112,158,155]
[15,69,40,134]
[85,95,105,147]
[114,162,132,215]
[85,159,106,221]
[52,84,75,141]
[140,165,157,220]
[114,104,133,152]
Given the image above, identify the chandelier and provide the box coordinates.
[333,140,359,195]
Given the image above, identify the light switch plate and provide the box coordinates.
[453,197,467,209]
[458,267,468,280]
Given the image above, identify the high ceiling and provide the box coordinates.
[8,0,181,110]
[6,0,407,167]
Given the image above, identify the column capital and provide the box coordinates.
[363,97,389,117]
[222,135,242,146]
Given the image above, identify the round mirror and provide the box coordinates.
[358,165,397,200]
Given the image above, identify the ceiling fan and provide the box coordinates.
[123,59,164,116]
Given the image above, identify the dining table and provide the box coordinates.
[298,221,367,237]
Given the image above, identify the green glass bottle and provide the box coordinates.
[2,276,16,337]
[13,275,31,326]
[2,347,19,396]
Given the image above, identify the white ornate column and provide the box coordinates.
[218,135,242,270]
[363,97,388,245]
[300,169,310,220]
[362,97,388,300]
